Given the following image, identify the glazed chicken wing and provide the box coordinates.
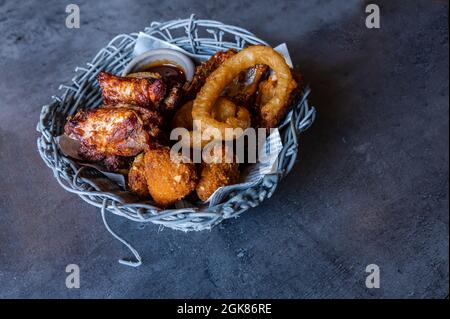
[78,142,132,172]
[65,105,160,157]
[98,71,167,109]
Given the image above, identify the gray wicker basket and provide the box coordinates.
[37,15,316,266]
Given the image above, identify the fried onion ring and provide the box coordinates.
[211,97,251,130]
[192,45,296,133]
[171,100,194,131]
[172,97,250,148]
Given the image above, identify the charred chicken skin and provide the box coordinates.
[162,82,183,115]
[103,103,163,137]
[77,142,132,172]
[98,71,183,116]
[64,105,160,157]
[98,71,167,109]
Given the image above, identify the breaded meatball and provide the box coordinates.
[128,153,148,198]
[144,146,198,207]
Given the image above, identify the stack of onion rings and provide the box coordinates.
[192,45,295,133]
[172,97,250,148]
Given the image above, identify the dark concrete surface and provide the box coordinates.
[0,0,448,298]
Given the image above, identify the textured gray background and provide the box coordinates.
[0,0,448,298]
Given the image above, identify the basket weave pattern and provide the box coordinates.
[37,16,316,234]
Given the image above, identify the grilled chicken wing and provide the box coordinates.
[64,105,160,157]
[77,142,132,172]
[103,103,163,137]
[98,71,167,109]
[162,82,183,115]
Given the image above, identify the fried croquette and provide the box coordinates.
[144,146,198,207]
[196,146,240,201]
[128,153,149,197]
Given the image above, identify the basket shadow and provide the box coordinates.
[278,60,348,195]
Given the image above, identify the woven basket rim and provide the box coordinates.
[36,15,316,232]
